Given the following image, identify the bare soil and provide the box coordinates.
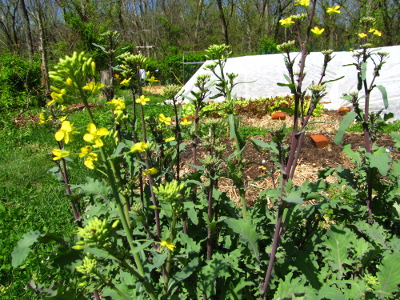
[180,110,396,206]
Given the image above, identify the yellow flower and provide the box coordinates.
[84,152,98,169]
[147,76,159,85]
[39,113,46,124]
[82,81,104,94]
[78,145,97,169]
[165,137,175,142]
[120,78,131,86]
[83,123,109,148]
[55,120,77,144]
[114,74,120,79]
[130,141,149,153]
[295,0,310,7]
[143,168,158,176]
[59,116,67,122]
[107,97,126,115]
[52,149,70,160]
[358,32,367,38]
[136,95,150,106]
[180,118,192,126]
[66,77,74,88]
[279,17,295,28]
[369,28,382,37]
[159,114,172,126]
[326,5,340,14]
[160,240,176,251]
[48,89,67,106]
[39,113,52,124]
[311,26,325,36]
[79,145,93,158]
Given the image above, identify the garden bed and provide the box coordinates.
[180,110,396,206]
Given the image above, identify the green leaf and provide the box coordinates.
[355,221,387,248]
[361,62,367,81]
[273,273,310,300]
[334,111,357,144]
[283,189,304,204]
[376,85,388,109]
[224,218,260,260]
[12,231,42,268]
[200,257,230,297]
[352,237,370,259]
[318,285,345,300]
[321,226,353,278]
[186,163,205,171]
[368,150,391,176]
[147,251,167,272]
[92,43,106,53]
[71,177,110,200]
[376,252,400,298]
[391,161,400,177]
[177,232,201,253]
[391,132,400,148]
[343,144,361,164]
[85,247,112,259]
[321,75,345,85]
[169,257,199,289]
[183,202,199,225]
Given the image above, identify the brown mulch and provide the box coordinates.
[180,110,397,206]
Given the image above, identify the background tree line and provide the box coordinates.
[0,0,399,108]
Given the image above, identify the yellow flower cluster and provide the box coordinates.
[107,97,126,116]
[143,168,158,176]
[279,17,294,28]
[130,141,149,153]
[160,240,176,251]
[52,149,70,160]
[82,81,105,95]
[48,89,66,106]
[55,120,77,144]
[180,118,192,126]
[136,95,150,106]
[120,77,131,86]
[159,114,172,126]
[326,5,340,14]
[311,26,325,36]
[79,145,98,169]
[295,0,310,7]
[83,123,109,148]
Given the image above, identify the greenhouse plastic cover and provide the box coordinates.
[177,45,400,120]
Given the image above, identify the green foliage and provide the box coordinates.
[259,38,279,54]
[181,95,324,119]
[5,41,400,300]
[0,54,44,109]
[155,51,206,84]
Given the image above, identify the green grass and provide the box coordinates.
[0,115,77,298]
[0,92,174,298]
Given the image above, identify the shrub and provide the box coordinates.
[0,54,44,109]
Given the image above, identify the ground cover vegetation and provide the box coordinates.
[1,0,400,299]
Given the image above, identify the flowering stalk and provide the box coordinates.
[54,139,82,226]
[261,0,330,295]
[139,102,161,239]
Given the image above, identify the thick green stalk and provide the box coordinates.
[80,93,145,278]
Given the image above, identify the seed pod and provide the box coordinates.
[91,61,96,76]
[50,86,61,93]
[72,245,84,250]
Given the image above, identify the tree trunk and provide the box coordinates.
[37,8,50,99]
[20,0,34,58]
[216,0,229,45]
